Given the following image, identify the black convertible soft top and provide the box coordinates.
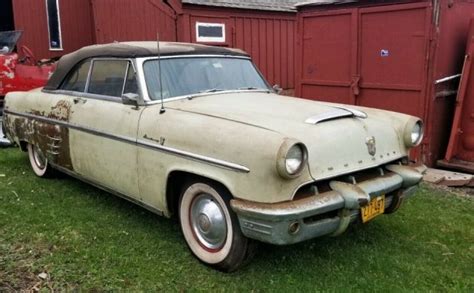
[44,41,249,90]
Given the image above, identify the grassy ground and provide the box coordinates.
[0,147,473,291]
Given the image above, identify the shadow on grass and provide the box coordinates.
[54,164,396,274]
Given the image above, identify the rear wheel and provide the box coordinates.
[27,143,55,177]
[179,181,255,272]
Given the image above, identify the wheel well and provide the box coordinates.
[166,171,232,217]
[19,140,28,152]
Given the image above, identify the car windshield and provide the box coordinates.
[0,31,22,54]
[143,57,269,100]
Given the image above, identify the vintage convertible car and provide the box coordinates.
[3,42,426,272]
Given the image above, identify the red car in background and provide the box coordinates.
[0,31,56,146]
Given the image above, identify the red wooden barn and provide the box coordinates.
[296,0,474,169]
[1,0,299,91]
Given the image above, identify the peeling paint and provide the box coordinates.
[8,100,73,170]
[0,52,56,96]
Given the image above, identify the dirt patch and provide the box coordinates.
[0,241,53,291]
[423,182,474,198]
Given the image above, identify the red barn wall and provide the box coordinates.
[180,5,296,90]
[11,1,297,90]
[12,0,94,59]
[91,0,177,43]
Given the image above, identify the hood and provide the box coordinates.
[167,92,410,180]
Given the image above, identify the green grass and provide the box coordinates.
[0,147,473,291]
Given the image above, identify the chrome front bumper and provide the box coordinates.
[230,164,425,245]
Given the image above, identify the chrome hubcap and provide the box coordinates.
[190,194,227,250]
[33,146,46,169]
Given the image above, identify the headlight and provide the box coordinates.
[277,140,308,179]
[404,119,424,147]
[286,145,305,175]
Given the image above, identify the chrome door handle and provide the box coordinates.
[73,97,87,104]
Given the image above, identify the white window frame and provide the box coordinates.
[195,22,226,43]
[45,0,63,51]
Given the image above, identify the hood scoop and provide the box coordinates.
[305,106,367,125]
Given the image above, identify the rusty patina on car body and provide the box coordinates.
[3,42,425,252]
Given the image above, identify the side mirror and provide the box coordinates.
[272,84,283,95]
[122,93,139,106]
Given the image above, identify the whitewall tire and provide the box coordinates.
[27,143,54,177]
[179,181,255,272]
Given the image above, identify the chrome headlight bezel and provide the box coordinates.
[404,119,424,147]
[276,140,308,179]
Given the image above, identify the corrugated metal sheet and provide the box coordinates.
[12,0,93,59]
[181,6,296,89]
[182,0,299,12]
[91,0,177,43]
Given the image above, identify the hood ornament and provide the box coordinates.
[366,136,377,156]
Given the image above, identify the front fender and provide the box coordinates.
[136,105,313,214]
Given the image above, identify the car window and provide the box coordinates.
[123,65,138,95]
[61,60,91,92]
[87,60,128,97]
[143,57,269,100]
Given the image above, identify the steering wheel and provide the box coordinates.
[20,45,37,65]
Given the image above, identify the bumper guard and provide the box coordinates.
[230,164,424,245]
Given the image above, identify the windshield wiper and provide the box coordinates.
[237,87,270,92]
[199,88,225,93]
[187,88,225,100]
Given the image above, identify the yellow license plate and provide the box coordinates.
[361,195,385,223]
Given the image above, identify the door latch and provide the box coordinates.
[351,75,361,97]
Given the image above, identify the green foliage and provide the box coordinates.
[0,148,473,291]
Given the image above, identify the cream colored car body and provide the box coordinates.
[2,45,424,247]
[5,87,417,213]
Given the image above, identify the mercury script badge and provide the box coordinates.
[366,136,377,156]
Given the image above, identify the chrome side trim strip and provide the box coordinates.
[137,138,249,172]
[4,109,250,173]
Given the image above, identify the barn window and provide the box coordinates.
[196,22,225,43]
[45,0,62,50]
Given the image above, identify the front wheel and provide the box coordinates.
[27,143,55,177]
[179,181,255,272]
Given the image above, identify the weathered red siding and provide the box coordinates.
[180,5,296,90]
[12,1,296,90]
[296,0,474,167]
[12,0,94,59]
[91,0,177,43]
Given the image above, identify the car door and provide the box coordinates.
[67,59,142,199]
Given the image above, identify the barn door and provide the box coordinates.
[356,3,431,117]
[298,2,431,118]
[299,9,358,104]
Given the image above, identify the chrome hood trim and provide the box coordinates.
[305,107,367,125]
